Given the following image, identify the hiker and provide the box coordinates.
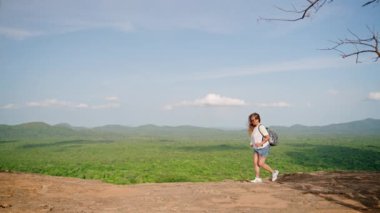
[248,112,279,183]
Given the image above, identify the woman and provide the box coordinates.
[248,112,279,183]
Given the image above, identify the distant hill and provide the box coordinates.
[0,122,115,140]
[0,122,243,140]
[94,124,242,140]
[0,118,379,140]
[0,122,80,139]
[271,118,380,136]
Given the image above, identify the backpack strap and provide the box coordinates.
[257,124,263,136]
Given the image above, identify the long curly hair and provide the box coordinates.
[248,112,261,135]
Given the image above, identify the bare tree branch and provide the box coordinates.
[259,0,331,22]
[260,0,379,63]
[260,0,378,22]
[322,28,380,63]
[362,0,379,7]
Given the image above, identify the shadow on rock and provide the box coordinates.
[278,171,380,212]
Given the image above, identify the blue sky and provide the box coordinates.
[0,0,379,128]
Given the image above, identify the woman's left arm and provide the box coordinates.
[260,135,270,146]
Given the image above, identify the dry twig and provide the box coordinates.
[259,0,379,63]
[323,29,380,63]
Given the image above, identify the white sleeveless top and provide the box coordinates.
[250,124,269,149]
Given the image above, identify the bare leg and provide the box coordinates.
[258,156,274,174]
[253,152,260,178]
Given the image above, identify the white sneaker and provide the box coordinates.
[272,170,279,182]
[250,177,263,183]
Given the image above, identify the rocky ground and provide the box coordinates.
[1,171,379,212]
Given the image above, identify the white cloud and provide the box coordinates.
[26,98,121,109]
[0,27,42,40]
[0,104,17,109]
[165,93,247,110]
[27,99,89,109]
[92,102,121,109]
[368,92,380,101]
[76,103,90,108]
[253,101,291,108]
[105,96,120,102]
[191,57,349,80]
[328,89,340,96]
[164,93,292,110]
[51,19,135,34]
[0,0,264,40]
[27,99,64,107]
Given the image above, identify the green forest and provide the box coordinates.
[1,119,379,184]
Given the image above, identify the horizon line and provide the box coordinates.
[1,117,378,130]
